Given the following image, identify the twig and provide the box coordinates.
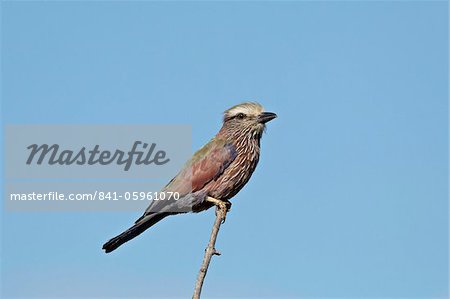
[192,203,228,299]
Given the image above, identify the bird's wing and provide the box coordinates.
[140,137,237,217]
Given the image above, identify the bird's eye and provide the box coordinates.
[237,113,246,119]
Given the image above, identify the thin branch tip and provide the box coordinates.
[192,199,230,299]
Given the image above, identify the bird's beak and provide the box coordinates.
[258,112,277,124]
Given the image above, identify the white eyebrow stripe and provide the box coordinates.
[224,102,264,118]
[228,106,254,115]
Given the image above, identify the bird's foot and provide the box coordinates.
[206,197,231,224]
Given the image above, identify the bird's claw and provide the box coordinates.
[219,201,232,212]
[217,201,231,223]
[206,197,231,223]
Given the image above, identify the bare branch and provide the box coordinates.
[192,202,229,299]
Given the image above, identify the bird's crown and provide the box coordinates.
[223,102,264,121]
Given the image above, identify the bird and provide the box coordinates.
[102,102,277,253]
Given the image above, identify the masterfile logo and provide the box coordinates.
[26,141,170,171]
[6,125,191,179]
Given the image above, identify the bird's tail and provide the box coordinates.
[102,213,169,253]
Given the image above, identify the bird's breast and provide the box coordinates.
[206,141,261,200]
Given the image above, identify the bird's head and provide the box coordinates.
[221,102,277,139]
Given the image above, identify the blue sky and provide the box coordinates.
[1,1,448,298]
